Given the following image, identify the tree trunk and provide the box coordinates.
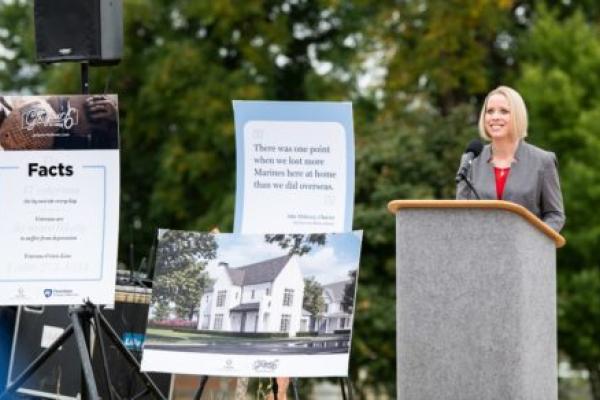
[588,364,600,400]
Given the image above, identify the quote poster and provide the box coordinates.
[0,95,120,305]
[141,230,362,377]
[233,101,354,234]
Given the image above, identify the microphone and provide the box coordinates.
[455,139,483,183]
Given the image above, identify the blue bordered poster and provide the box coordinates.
[233,101,354,234]
[0,95,120,305]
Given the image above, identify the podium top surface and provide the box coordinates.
[388,200,565,248]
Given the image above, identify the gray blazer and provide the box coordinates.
[456,140,565,232]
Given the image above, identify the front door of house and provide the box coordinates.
[240,312,246,332]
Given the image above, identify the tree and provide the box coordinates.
[302,277,325,319]
[153,299,171,321]
[264,234,326,256]
[153,261,211,321]
[341,269,356,313]
[0,0,46,92]
[370,0,515,116]
[154,230,217,273]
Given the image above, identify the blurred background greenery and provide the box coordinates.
[1,0,599,398]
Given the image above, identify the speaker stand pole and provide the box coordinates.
[81,62,90,94]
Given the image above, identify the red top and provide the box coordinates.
[494,167,510,200]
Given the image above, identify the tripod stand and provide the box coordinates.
[0,301,166,400]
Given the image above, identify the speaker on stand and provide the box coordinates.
[33,0,123,65]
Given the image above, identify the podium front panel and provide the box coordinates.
[395,208,557,400]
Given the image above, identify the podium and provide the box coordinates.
[388,200,565,400]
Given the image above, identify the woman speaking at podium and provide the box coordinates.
[456,85,565,232]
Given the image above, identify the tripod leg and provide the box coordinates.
[193,376,209,400]
[70,310,100,400]
[339,378,347,400]
[92,307,115,400]
[97,311,167,400]
[0,324,74,400]
[290,378,300,400]
[345,377,354,400]
[131,387,151,400]
[272,377,278,400]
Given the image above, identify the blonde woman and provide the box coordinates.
[456,86,565,232]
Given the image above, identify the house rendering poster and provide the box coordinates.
[141,230,362,377]
[0,95,120,305]
[233,101,354,234]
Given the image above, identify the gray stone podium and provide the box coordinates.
[388,200,565,400]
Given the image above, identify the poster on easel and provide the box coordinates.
[141,230,362,377]
[233,101,354,234]
[0,95,120,305]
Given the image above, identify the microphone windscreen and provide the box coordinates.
[465,139,484,157]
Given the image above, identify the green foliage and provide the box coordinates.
[155,230,217,272]
[264,233,326,256]
[374,0,515,113]
[303,277,325,317]
[0,0,44,91]
[558,269,600,399]
[153,261,211,320]
[342,269,356,313]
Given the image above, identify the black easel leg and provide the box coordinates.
[272,378,279,400]
[345,377,354,400]
[97,311,167,400]
[131,387,151,400]
[70,309,100,400]
[340,378,347,400]
[93,307,115,400]
[290,378,300,400]
[0,325,74,400]
[193,376,209,400]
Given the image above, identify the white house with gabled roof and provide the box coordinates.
[198,255,305,336]
[316,279,353,334]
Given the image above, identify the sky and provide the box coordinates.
[199,231,363,285]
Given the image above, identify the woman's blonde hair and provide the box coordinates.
[478,86,528,141]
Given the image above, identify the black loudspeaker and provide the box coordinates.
[33,0,123,65]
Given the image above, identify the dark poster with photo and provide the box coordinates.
[0,95,120,306]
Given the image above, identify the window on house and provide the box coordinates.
[340,317,347,329]
[266,287,271,296]
[283,289,294,306]
[280,314,291,332]
[216,290,226,307]
[214,314,223,330]
[251,289,255,299]
[324,304,329,313]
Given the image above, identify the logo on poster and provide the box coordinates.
[44,289,53,298]
[223,359,234,371]
[252,359,279,373]
[22,105,78,131]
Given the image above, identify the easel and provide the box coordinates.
[192,376,354,399]
[0,301,166,400]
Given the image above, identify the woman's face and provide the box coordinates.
[484,93,512,141]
